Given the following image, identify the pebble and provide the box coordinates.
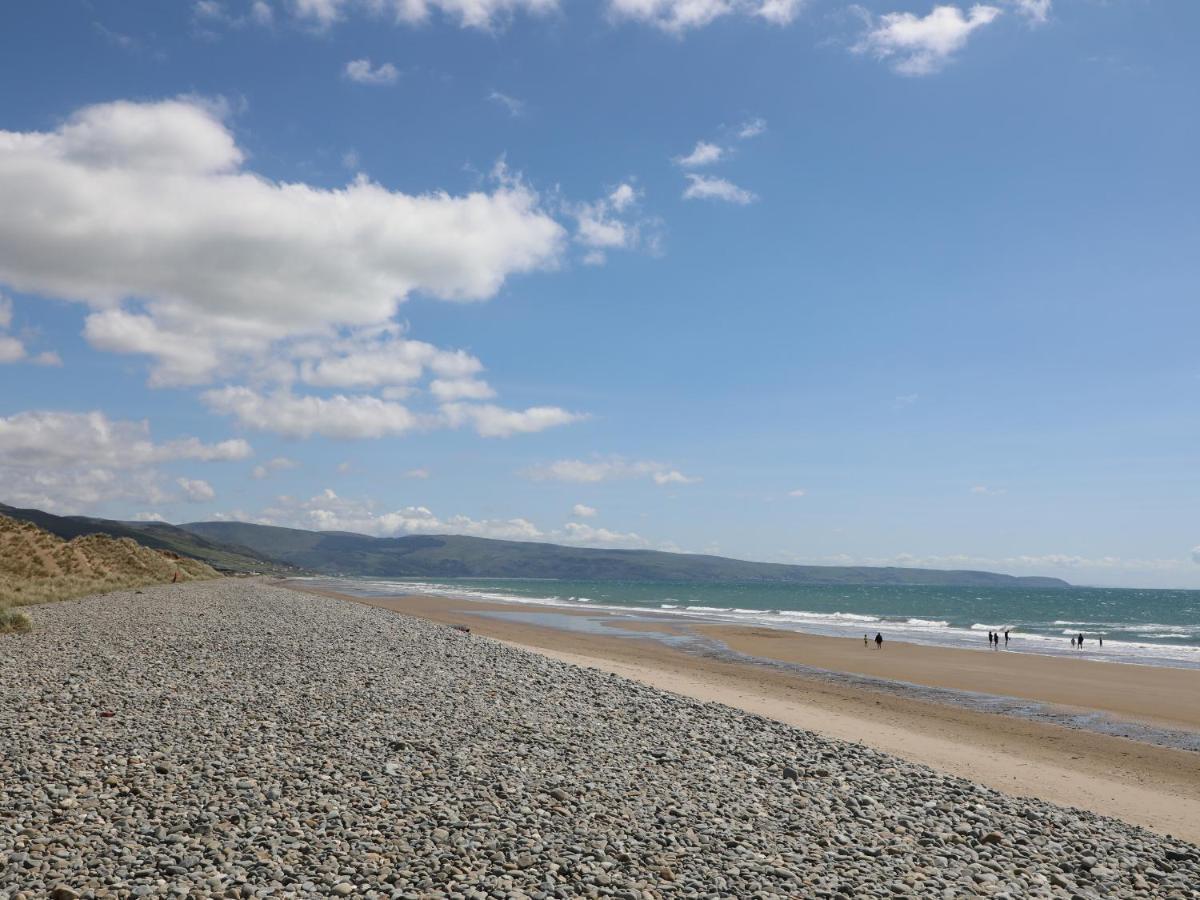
[2,580,1198,899]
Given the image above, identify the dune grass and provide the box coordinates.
[0,514,220,617]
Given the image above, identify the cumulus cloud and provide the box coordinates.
[177,477,216,501]
[736,117,767,139]
[0,99,565,387]
[405,467,431,479]
[440,402,586,438]
[0,410,250,512]
[560,522,648,547]
[429,378,496,401]
[0,335,23,364]
[854,4,1001,76]
[682,174,756,205]
[572,503,597,518]
[523,458,699,485]
[970,485,1005,495]
[258,489,546,540]
[787,488,806,497]
[608,0,803,32]
[344,58,400,85]
[675,141,724,168]
[292,0,558,30]
[231,489,650,548]
[568,182,657,266]
[0,98,587,443]
[252,456,299,479]
[203,388,421,439]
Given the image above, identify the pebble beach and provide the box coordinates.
[2,580,1198,899]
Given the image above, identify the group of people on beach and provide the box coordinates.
[1070,633,1103,649]
[987,629,1010,648]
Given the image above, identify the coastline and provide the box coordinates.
[286,581,1200,844]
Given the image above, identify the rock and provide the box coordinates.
[782,766,799,781]
[980,832,1003,845]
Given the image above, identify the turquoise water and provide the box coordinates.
[314,577,1200,669]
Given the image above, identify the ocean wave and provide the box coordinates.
[904,618,950,627]
[970,623,1012,632]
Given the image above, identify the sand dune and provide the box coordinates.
[0,514,218,618]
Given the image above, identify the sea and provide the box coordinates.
[306,576,1200,671]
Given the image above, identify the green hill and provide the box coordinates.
[181,520,1070,588]
[0,503,1070,587]
[0,504,289,575]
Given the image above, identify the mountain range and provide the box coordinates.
[0,502,1069,588]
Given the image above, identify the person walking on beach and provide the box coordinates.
[874,632,883,650]
[864,634,869,648]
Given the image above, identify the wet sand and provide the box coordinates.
[286,583,1200,844]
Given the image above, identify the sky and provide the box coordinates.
[0,0,1197,589]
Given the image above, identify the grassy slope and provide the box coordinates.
[182,522,1070,588]
[0,504,287,574]
[0,514,220,612]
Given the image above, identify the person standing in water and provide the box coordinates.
[874,632,883,650]
[1071,636,1076,649]
[1004,629,1010,646]
[1078,633,1084,649]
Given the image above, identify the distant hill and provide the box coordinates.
[0,513,219,608]
[0,503,288,575]
[0,502,1070,587]
[181,520,1070,588]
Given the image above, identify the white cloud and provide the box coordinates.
[970,485,1005,495]
[0,410,249,513]
[292,0,558,30]
[675,140,724,168]
[524,458,699,485]
[0,294,58,365]
[488,90,525,116]
[429,378,496,401]
[1010,0,1049,24]
[572,503,597,518]
[405,467,430,479]
[736,117,766,140]
[608,183,637,212]
[568,182,655,265]
[177,477,216,502]
[440,402,586,438]
[251,1,274,24]
[132,511,168,522]
[0,335,23,364]
[239,489,650,548]
[682,174,756,205]
[894,393,919,407]
[1192,546,1200,565]
[203,388,421,439]
[259,489,546,540]
[787,488,806,497]
[0,99,565,387]
[252,456,299,479]
[344,58,400,85]
[607,0,802,32]
[854,4,1002,76]
[652,469,699,485]
[560,522,647,547]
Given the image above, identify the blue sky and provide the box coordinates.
[0,0,1197,588]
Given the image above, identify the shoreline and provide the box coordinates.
[285,580,1200,844]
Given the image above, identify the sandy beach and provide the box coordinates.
[290,584,1200,845]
